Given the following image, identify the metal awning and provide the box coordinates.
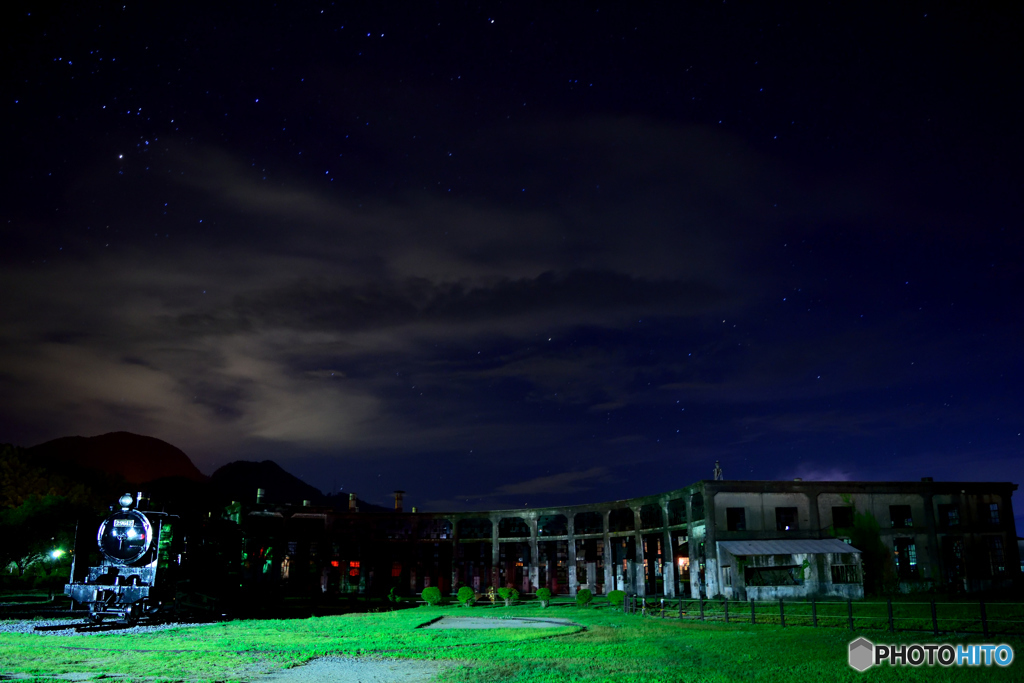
[718,538,861,556]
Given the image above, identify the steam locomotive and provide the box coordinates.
[64,492,216,624]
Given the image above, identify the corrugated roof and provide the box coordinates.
[718,538,861,556]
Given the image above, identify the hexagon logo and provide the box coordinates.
[848,637,874,672]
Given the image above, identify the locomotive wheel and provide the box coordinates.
[122,605,140,626]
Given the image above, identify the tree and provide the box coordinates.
[421,586,442,606]
[497,587,519,606]
[0,495,79,577]
[457,586,476,607]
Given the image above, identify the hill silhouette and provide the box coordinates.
[211,460,323,505]
[211,460,391,511]
[28,432,206,485]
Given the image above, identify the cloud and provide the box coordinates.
[485,467,614,497]
[779,465,856,482]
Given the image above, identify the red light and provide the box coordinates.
[331,560,339,568]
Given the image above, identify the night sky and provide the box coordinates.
[3,3,1023,516]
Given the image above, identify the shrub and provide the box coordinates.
[421,586,442,606]
[457,586,476,607]
[497,587,519,606]
[536,587,552,608]
[608,590,626,609]
[387,587,400,603]
[575,588,593,607]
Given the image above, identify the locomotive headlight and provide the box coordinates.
[126,528,137,539]
[50,549,64,559]
[119,493,134,509]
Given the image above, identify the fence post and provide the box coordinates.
[811,598,817,628]
[980,599,988,638]
[751,598,756,625]
[930,600,938,635]
[699,598,705,621]
[779,599,785,628]
[724,598,729,624]
[847,598,854,630]
[887,599,894,633]
[679,599,683,619]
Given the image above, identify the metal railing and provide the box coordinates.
[621,595,1024,636]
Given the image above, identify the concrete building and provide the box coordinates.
[238,478,1020,600]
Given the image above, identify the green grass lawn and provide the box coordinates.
[1,604,1020,682]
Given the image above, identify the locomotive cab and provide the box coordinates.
[65,493,182,624]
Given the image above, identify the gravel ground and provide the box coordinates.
[0,618,213,636]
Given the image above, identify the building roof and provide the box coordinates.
[718,538,861,556]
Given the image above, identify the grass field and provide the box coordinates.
[1,603,1021,682]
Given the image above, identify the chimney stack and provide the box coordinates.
[348,492,358,512]
[394,490,405,512]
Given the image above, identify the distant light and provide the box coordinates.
[51,549,65,559]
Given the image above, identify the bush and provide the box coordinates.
[608,590,626,609]
[536,587,552,608]
[421,587,442,606]
[575,588,593,607]
[497,587,519,606]
[457,586,476,607]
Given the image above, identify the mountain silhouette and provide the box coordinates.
[28,432,206,484]
[210,460,324,506]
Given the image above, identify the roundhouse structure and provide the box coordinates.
[238,478,1020,600]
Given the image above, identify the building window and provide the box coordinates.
[894,539,918,579]
[745,565,803,586]
[942,537,965,580]
[722,565,732,586]
[832,506,854,529]
[938,504,960,528]
[889,505,913,528]
[775,507,798,531]
[831,564,861,584]
[988,537,1005,576]
[989,503,1000,525]
[726,507,746,531]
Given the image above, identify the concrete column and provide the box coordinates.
[662,501,675,597]
[1003,492,1021,580]
[528,515,539,593]
[491,516,501,589]
[704,489,718,598]
[633,507,646,596]
[921,492,942,583]
[808,489,820,535]
[602,510,615,591]
[567,515,578,596]
[450,517,460,594]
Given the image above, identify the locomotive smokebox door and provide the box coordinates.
[97,509,154,565]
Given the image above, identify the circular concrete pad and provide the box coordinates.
[421,616,578,629]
